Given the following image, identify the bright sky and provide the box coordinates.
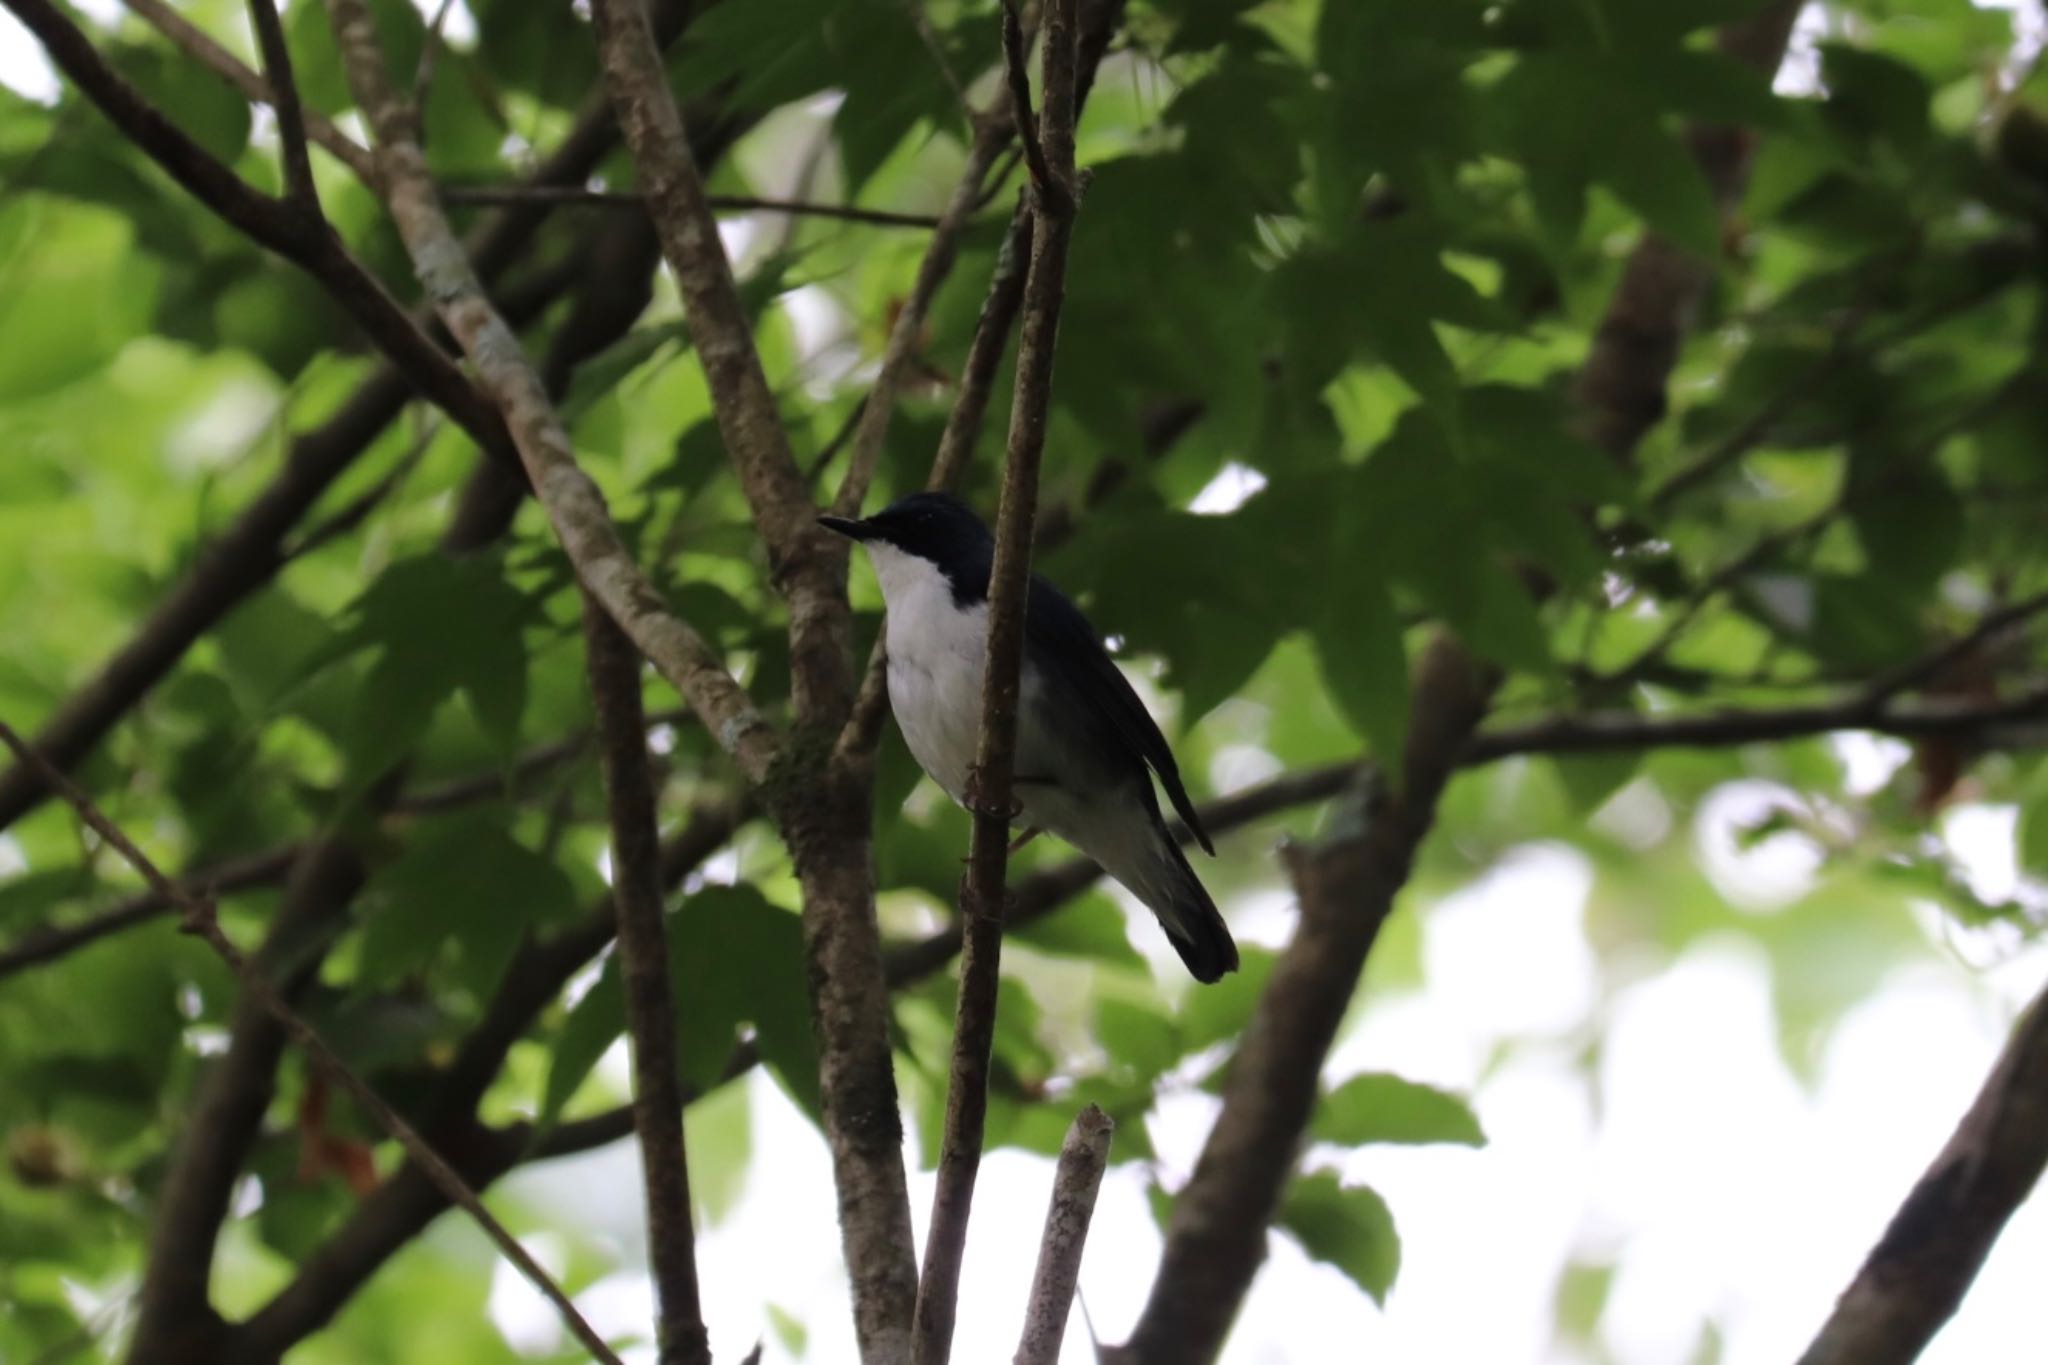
[6,4,2047,1363]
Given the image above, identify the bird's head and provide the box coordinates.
[820,492,994,603]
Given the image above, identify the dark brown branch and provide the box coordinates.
[1467,684,2048,762]
[440,184,948,228]
[1000,0,1056,206]
[19,678,2037,990]
[1795,984,2048,1365]
[580,600,710,1365]
[245,0,317,211]
[0,721,623,1365]
[1015,1105,1114,1365]
[1862,591,2048,709]
[124,0,379,186]
[915,5,1084,1363]
[590,3,920,1357]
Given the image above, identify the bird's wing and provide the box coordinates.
[1025,574,1215,855]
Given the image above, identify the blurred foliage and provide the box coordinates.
[2,0,2048,1360]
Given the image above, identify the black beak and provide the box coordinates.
[817,514,871,542]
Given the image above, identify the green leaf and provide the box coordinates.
[670,886,819,1118]
[357,815,577,998]
[1012,891,1147,971]
[540,960,624,1129]
[1312,576,1409,764]
[1096,997,1185,1083]
[1276,1171,1401,1305]
[2018,759,2048,873]
[1313,1072,1486,1148]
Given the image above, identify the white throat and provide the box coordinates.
[864,541,957,614]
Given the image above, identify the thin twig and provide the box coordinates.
[413,0,458,102]
[0,719,624,1365]
[0,844,301,982]
[581,600,710,1364]
[246,0,318,211]
[1861,590,2048,709]
[829,113,1015,517]
[439,183,950,228]
[1015,1105,1114,1365]
[914,5,1084,1364]
[7,0,508,454]
[587,0,853,727]
[123,0,380,186]
[1795,982,2048,1365]
[1000,0,1055,202]
[905,0,977,123]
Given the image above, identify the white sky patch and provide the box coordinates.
[1941,802,2023,904]
[1695,779,1823,911]
[1190,461,1268,515]
[1831,730,1913,798]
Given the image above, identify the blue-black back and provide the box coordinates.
[863,493,1215,854]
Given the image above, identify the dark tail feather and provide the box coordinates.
[1154,836,1238,984]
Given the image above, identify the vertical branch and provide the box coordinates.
[1795,984,2048,1365]
[1014,1105,1114,1365]
[913,5,1085,1364]
[587,0,853,725]
[246,0,318,210]
[581,600,711,1365]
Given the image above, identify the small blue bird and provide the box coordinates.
[820,492,1237,982]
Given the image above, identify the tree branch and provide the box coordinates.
[0,844,301,983]
[1467,684,2048,762]
[439,184,948,228]
[1000,0,1055,205]
[1015,1105,1114,1365]
[915,5,1084,1363]
[0,721,623,1365]
[580,600,710,1365]
[588,0,853,726]
[1795,982,2048,1365]
[322,0,779,785]
[245,0,317,211]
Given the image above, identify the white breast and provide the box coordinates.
[871,542,988,805]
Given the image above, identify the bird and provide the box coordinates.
[819,492,1238,982]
